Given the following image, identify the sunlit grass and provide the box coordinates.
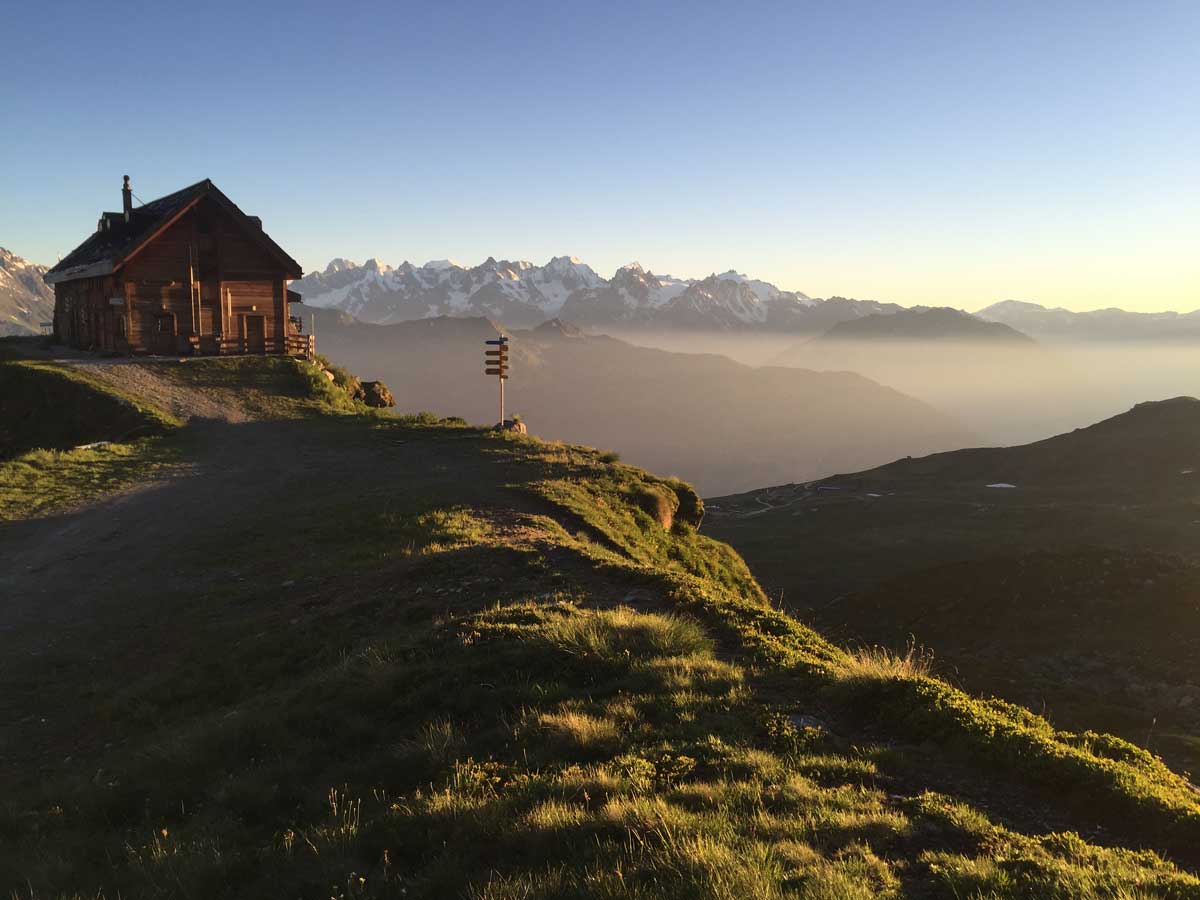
[0,437,183,520]
[839,642,936,683]
[8,366,1200,898]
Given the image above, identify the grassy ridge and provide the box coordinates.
[529,465,1200,857]
[5,372,1200,897]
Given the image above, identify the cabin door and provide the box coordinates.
[245,315,266,354]
[152,313,176,355]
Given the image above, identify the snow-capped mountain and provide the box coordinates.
[290,255,605,327]
[291,255,887,332]
[0,247,54,336]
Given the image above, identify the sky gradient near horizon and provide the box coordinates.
[3,0,1197,312]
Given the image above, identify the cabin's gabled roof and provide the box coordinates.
[45,179,303,284]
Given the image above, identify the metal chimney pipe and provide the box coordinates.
[122,175,133,222]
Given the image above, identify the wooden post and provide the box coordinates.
[484,336,509,425]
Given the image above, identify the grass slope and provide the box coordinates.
[797,549,1200,777]
[3,367,1200,897]
[705,399,1200,781]
[0,357,367,521]
[0,360,181,520]
[0,360,178,458]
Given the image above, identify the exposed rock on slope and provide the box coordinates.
[0,247,54,336]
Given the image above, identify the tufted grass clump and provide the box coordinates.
[545,606,712,663]
[840,642,935,683]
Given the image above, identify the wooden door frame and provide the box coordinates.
[243,313,266,354]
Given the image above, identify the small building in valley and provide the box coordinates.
[45,177,308,356]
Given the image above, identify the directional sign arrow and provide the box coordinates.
[485,368,508,376]
[485,349,507,356]
[485,338,509,345]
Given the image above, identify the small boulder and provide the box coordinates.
[495,418,527,434]
[359,380,396,408]
[788,714,830,732]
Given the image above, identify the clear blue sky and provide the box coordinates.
[3,0,1197,311]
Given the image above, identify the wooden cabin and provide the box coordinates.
[44,177,310,357]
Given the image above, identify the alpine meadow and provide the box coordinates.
[3,3,1200,899]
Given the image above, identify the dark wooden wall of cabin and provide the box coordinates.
[53,276,122,352]
[55,196,294,355]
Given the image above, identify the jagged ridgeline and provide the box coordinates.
[0,247,55,336]
[4,353,1200,898]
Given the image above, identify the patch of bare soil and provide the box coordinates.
[65,360,254,423]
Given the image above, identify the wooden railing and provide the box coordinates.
[286,333,316,359]
[213,334,315,359]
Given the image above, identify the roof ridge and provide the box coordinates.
[135,178,212,210]
[45,178,300,283]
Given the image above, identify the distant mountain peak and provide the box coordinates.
[0,246,54,336]
[323,258,358,275]
[817,307,1034,343]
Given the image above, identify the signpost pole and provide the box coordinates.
[484,335,510,426]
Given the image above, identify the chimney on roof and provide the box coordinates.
[122,175,132,223]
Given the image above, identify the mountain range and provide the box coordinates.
[977,299,1200,341]
[11,240,1200,340]
[289,256,901,332]
[0,248,54,336]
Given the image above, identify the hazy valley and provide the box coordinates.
[295,304,975,495]
[706,397,1200,773]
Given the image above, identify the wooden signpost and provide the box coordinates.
[484,336,510,423]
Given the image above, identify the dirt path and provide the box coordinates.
[1,421,300,635]
[0,357,393,643]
